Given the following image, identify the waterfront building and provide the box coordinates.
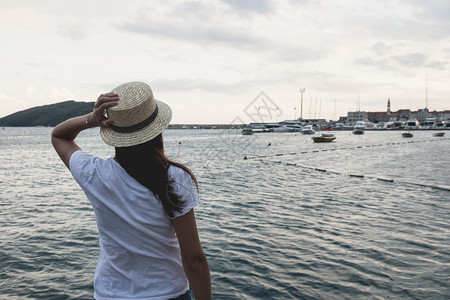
[301,118,327,126]
[362,98,448,128]
[347,111,368,126]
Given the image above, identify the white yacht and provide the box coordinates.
[301,125,315,134]
[273,125,296,132]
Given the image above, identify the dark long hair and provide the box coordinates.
[115,134,198,217]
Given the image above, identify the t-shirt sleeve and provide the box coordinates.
[171,167,200,219]
[69,150,96,186]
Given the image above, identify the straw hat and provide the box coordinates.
[100,81,172,147]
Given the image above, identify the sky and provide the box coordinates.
[1,0,449,124]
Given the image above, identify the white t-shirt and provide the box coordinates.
[69,150,199,300]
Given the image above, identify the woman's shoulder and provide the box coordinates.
[168,164,196,189]
[70,150,116,174]
[168,164,188,178]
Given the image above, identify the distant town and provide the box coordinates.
[335,98,449,129]
[170,99,449,130]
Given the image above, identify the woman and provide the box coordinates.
[51,81,211,300]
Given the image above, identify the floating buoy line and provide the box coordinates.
[256,159,450,191]
[244,137,450,192]
[244,137,450,161]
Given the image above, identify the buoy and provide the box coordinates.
[349,174,364,178]
[178,141,182,144]
[243,156,248,160]
[268,143,272,146]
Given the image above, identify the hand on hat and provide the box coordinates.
[88,93,119,127]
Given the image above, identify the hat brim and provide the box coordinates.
[100,100,172,147]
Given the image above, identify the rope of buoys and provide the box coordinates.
[253,158,450,192]
[244,137,450,161]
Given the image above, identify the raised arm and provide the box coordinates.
[172,209,211,300]
[51,93,118,168]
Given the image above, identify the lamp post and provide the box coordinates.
[299,88,305,121]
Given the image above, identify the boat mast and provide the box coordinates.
[299,88,305,121]
[319,98,322,119]
[425,74,428,109]
[334,99,337,122]
[309,96,312,119]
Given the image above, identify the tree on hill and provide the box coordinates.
[0,101,95,127]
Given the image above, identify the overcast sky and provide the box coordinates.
[1,0,449,124]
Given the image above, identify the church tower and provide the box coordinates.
[387,98,391,115]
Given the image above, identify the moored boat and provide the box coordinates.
[402,126,413,138]
[312,135,336,143]
[301,125,315,135]
[241,128,254,135]
[352,121,365,134]
[402,132,413,138]
[273,125,296,132]
[432,132,445,137]
[352,128,364,134]
[321,133,335,138]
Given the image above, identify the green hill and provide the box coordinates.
[0,101,95,127]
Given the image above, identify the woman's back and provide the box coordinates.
[70,150,199,299]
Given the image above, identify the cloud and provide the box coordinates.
[219,0,275,14]
[56,23,88,41]
[271,45,328,62]
[354,57,392,71]
[392,53,427,67]
[115,1,267,49]
[356,52,446,71]
[118,18,264,49]
[0,92,26,116]
[332,1,450,41]
[152,77,255,94]
[426,60,448,70]
[25,61,52,68]
[443,48,450,59]
[410,0,450,21]
[370,42,391,55]
[0,86,75,117]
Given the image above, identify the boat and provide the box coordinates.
[433,132,445,137]
[241,128,254,135]
[312,135,336,143]
[321,133,335,138]
[279,120,303,132]
[312,128,335,142]
[402,126,413,138]
[301,125,315,135]
[273,125,296,132]
[352,121,365,134]
[404,119,419,129]
[352,128,364,134]
[402,132,413,138]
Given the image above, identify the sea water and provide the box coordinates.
[1,127,449,299]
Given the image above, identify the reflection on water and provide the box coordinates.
[1,127,449,299]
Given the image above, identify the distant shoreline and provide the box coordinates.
[168,124,449,131]
[1,124,449,131]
